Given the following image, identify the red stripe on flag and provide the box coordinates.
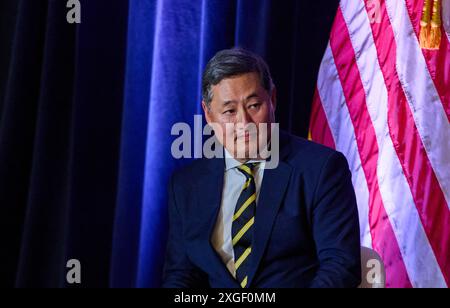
[330,8,412,288]
[405,0,450,122]
[364,0,450,286]
[310,88,336,149]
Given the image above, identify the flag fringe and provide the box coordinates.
[429,25,441,50]
[420,23,431,49]
[420,0,442,50]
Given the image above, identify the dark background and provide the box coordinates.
[0,0,338,287]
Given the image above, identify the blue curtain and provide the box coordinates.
[0,0,338,287]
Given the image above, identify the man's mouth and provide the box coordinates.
[236,131,255,142]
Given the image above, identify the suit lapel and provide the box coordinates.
[247,161,292,287]
[247,131,292,287]
[194,156,240,288]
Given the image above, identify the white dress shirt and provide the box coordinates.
[211,149,265,278]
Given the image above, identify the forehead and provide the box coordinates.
[211,72,264,100]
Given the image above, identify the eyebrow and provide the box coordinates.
[222,100,236,107]
[222,93,260,106]
[246,93,259,101]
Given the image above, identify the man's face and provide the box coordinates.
[202,72,276,161]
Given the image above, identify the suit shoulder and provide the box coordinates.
[284,134,346,170]
[286,134,336,158]
[170,158,210,185]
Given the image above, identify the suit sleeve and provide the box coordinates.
[162,174,209,288]
[309,151,361,288]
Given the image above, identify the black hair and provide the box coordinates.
[202,48,274,106]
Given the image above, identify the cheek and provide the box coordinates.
[210,122,232,144]
[254,104,272,124]
[206,111,238,144]
[223,123,236,143]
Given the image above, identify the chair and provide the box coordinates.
[359,246,386,288]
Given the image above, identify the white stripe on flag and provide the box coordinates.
[317,43,372,249]
[385,0,450,208]
[339,0,447,288]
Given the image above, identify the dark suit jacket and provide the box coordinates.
[163,131,361,288]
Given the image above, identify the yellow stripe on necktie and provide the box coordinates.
[240,276,248,288]
[233,193,256,222]
[234,247,251,271]
[239,164,253,177]
[232,217,255,246]
[241,178,251,191]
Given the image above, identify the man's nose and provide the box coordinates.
[236,109,252,125]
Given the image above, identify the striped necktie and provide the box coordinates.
[232,163,258,288]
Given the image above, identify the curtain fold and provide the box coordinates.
[0,0,50,287]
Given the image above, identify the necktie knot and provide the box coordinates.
[237,163,259,178]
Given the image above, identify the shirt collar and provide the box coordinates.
[224,148,266,171]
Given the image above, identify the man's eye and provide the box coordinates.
[223,109,235,115]
[249,103,262,109]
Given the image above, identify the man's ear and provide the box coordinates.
[202,101,212,124]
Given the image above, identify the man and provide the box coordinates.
[163,48,361,288]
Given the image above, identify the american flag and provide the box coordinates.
[309,0,449,287]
